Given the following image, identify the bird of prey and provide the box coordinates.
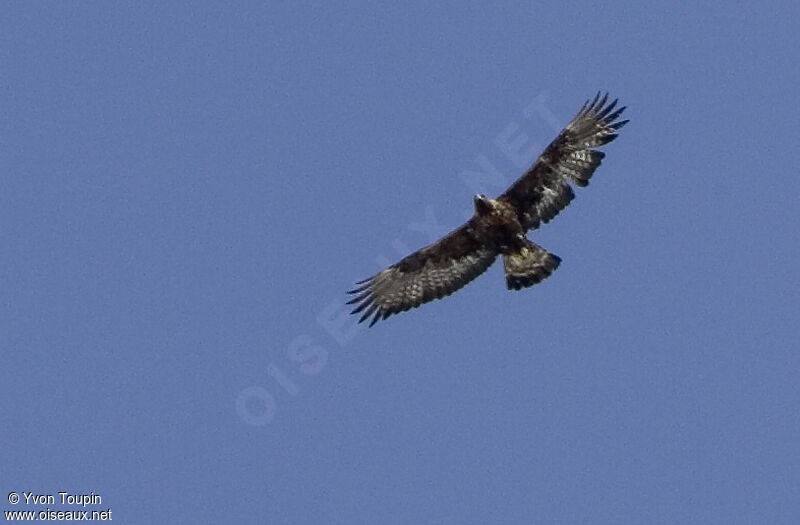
[347,92,628,326]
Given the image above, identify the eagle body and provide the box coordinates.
[348,93,628,326]
[471,195,524,251]
[469,195,561,290]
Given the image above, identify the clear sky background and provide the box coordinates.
[3,2,799,523]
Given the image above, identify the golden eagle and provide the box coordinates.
[348,93,628,326]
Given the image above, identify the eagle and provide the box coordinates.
[347,92,628,326]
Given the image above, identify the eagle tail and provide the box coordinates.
[503,239,561,290]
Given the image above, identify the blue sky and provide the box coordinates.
[3,2,799,523]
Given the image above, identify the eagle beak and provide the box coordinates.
[474,194,493,215]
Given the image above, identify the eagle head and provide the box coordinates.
[473,194,495,216]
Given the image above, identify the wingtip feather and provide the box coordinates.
[368,311,382,327]
[596,92,608,111]
[610,119,629,130]
[597,98,618,119]
[358,304,378,324]
[350,296,373,314]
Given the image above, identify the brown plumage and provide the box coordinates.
[348,92,628,326]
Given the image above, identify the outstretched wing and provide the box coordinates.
[499,92,628,230]
[347,221,497,326]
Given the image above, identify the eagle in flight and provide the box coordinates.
[348,92,628,326]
